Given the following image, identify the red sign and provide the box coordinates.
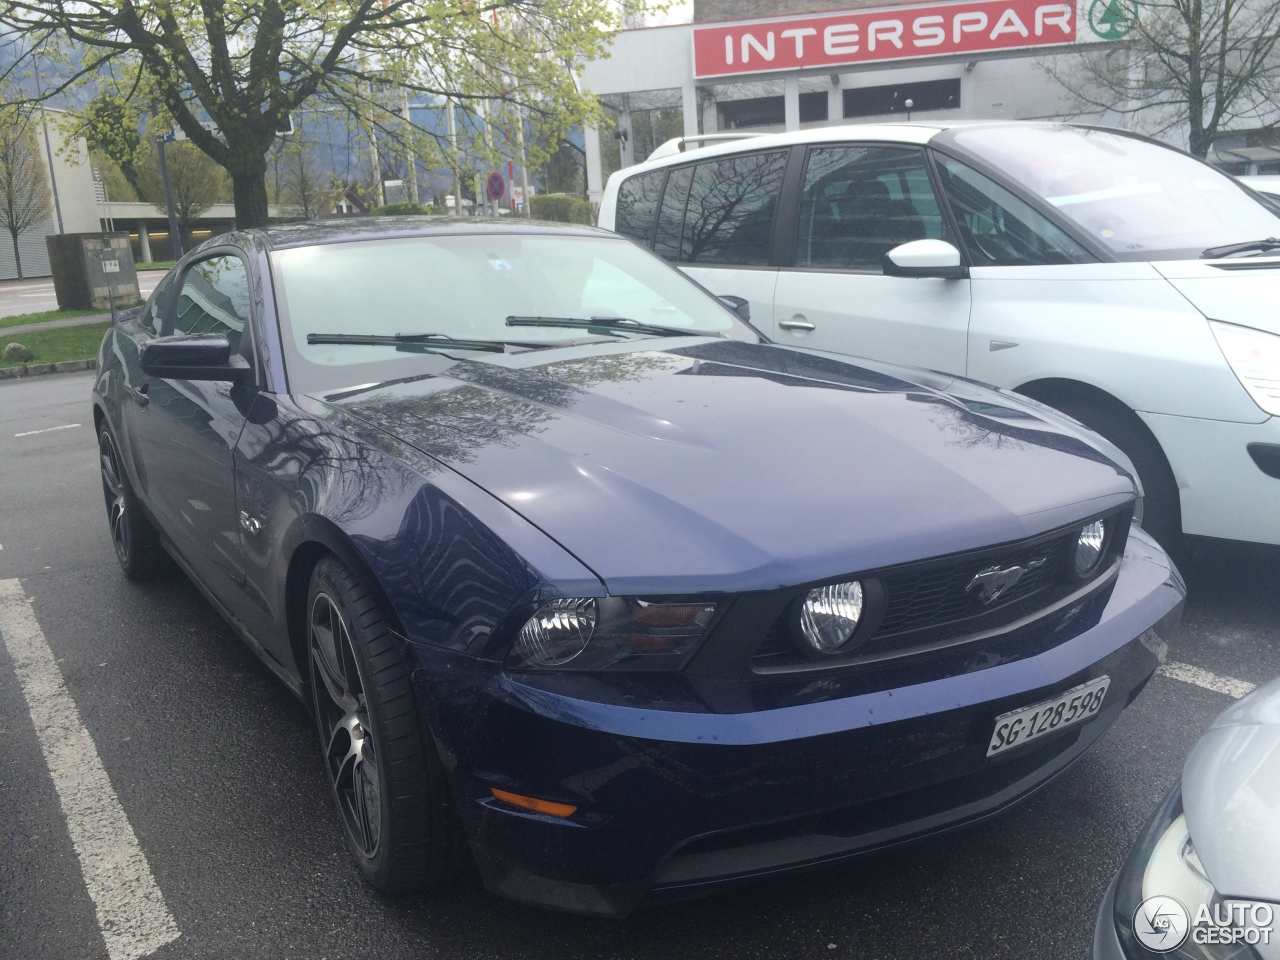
[692,0,1078,79]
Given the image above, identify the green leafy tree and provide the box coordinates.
[0,104,53,279]
[3,0,624,228]
[137,126,230,244]
[1044,0,1280,157]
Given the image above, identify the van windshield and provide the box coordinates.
[948,125,1280,261]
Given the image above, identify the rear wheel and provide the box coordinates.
[98,426,166,580]
[1045,399,1182,554]
[306,557,465,893]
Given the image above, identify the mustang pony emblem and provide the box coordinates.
[967,558,1047,604]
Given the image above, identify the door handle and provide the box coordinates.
[239,511,262,536]
[778,316,816,332]
[126,381,149,406]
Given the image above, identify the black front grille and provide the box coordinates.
[751,511,1129,672]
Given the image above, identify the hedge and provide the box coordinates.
[529,194,593,224]
[367,201,441,217]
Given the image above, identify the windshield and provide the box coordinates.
[271,232,755,392]
[948,125,1280,261]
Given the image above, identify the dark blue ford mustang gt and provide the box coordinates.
[92,218,1183,917]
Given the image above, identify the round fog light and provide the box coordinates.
[1074,520,1107,578]
[797,581,864,655]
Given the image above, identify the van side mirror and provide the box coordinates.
[141,333,253,383]
[717,295,751,322]
[883,239,968,280]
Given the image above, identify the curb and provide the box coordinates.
[0,358,98,381]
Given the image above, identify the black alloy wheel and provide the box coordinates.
[306,557,467,893]
[98,426,165,579]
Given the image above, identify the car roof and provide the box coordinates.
[249,216,612,251]
[609,120,1123,177]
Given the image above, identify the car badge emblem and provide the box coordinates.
[967,558,1047,604]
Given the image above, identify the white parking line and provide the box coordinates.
[1159,661,1257,699]
[0,579,180,960]
[14,423,82,438]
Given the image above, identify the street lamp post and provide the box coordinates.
[156,134,183,259]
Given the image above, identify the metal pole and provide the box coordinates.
[447,99,462,216]
[156,138,183,259]
[367,120,383,207]
[515,108,531,218]
[401,89,419,204]
[32,59,65,234]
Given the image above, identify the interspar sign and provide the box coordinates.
[691,0,1103,79]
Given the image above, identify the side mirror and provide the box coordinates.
[141,333,253,383]
[883,239,968,280]
[717,295,751,322]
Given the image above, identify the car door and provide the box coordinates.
[666,150,790,325]
[132,251,257,603]
[926,153,1100,389]
[771,144,971,374]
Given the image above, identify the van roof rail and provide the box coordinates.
[646,133,767,162]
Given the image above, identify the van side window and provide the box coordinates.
[796,146,948,271]
[654,166,693,261]
[682,151,788,266]
[615,171,665,247]
[935,156,1092,266]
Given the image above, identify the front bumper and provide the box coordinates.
[411,528,1184,917]
[1139,410,1280,544]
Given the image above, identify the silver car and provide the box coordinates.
[1094,677,1280,959]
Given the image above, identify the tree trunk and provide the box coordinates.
[10,228,22,280]
[230,167,271,229]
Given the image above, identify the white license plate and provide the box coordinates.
[987,676,1110,757]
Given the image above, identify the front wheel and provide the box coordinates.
[307,557,465,893]
[98,426,166,580]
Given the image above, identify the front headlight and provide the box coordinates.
[505,596,717,671]
[1074,519,1109,579]
[796,580,865,655]
[1210,320,1280,417]
[1114,787,1268,959]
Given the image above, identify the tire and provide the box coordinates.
[306,556,465,893]
[1047,399,1183,554]
[98,425,166,580]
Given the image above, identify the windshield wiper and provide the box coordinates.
[1201,237,1280,259]
[505,315,718,339]
[307,333,508,353]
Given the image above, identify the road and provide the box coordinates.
[0,272,166,320]
[1,371,1277,960]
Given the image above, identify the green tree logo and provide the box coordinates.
[1089,0,1137,39]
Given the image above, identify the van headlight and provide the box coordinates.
[506,597,717,671]
[1210,321,1280,417]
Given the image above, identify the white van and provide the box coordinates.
[598,122,1280,549]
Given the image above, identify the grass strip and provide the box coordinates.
[0,308,106,330]
[2,322,111,368]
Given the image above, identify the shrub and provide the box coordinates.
[367,201,438,217]
[529,193,592,225]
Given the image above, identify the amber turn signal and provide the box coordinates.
[490,787,578,818]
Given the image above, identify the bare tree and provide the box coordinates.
[1043,0,1280,157]
[0,106,52,280]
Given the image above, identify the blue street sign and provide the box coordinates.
[486,172,506,201]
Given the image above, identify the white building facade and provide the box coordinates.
[579,0,1134,206]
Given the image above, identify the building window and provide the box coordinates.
[799,92,829,123]
[719,96,785,129]
[843,79,961,119]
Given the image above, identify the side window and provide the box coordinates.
[796,146,948,272]
[615,171,665,247]
[682,151,788,266]
[654,165,693,262]
[142,272,174,335]
[171,255,251,354]
[935,156,1091,266]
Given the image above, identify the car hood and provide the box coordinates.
[1182,676,1280,903]
[1154,258,1280,337]
[320,339,1136,594]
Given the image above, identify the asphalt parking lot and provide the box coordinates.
[2,370,1277,960]
[0,272,165,320]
